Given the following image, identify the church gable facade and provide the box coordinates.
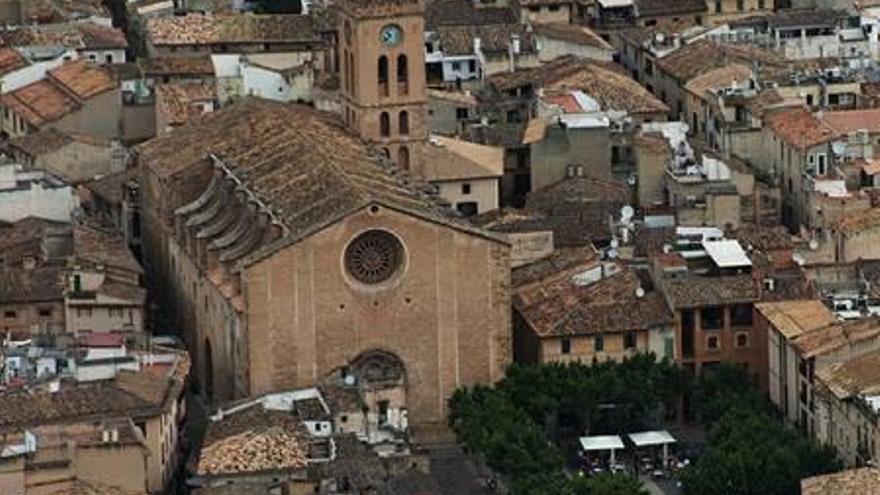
[137,99,511,435]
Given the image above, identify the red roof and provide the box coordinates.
[80,332,124,348]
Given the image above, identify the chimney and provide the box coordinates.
[473,36,481,54]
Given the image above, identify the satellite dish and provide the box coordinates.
[635,287,645,299]
[809,239,819,251]
[610,238,620,249]
[793,253,806,266]
[621,205,634,222]
[832,141,846,156]
[344,374,356,386]
[607,248,619,259]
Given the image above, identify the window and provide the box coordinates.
[468,60,476,72]
[730,304,753,326]
[806,94,814,106]
[344,230,404,285]
[529,6,539,11]
[758,0,764,8]
[398,111,409,135]
[706,334,720,351]
[378,55,389,97]
[624,331,637,349]
[398,146,410,170]
[380,112,390,137]
[38,308,51,317]
[425,42,433,54]
[456,202,478,216]
[397,54,408,95]
[4,310,16,319]
[594,334,604,352]
[548,4,560,11]
[461,183,472,195]
[77,308,92,318]
[736,333,749,348]
[714,0,722,12]
[701,307,724,330]
[456,107,469,120]
[736,0,744,10]
[451,61,461,71]
[561,338,571,354]
[817,153,827,176]
[828,94,840,105]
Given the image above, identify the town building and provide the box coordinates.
[814,348,880,467]
[0,162,79,223]
[533,23,616,63]
[144,14,322,59]
[0,343,189,494]
[512,250,674,364]
[0,21,128,65]
[0,60,120,140]
[137,99,511,439]
[422,134,503,215]
[5,128,122,185]
[801,468,880,495]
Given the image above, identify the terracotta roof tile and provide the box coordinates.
[635,0,705,17]
[532,23,612,50]
[426,0,518,27]
[156,83,216,127]
[801,468,880,495]
[0,47,28,76]
[146,13,319,46]
[48,60,116,99]
[793,318,880,359]
[684,63,752,100]
[656,39,783,83]
[137,99,505,268]
[491,56,667,115]
[139,55,215,77]
[816,348,880,400]
[0,22,126,50]
[820,108,880,135]
[1,79,78,126]
[435,23,535,56]
[764,107,838,150]
[755,300,836,340]
[422,135,504,181]
[514,258,671,337]
[661,274,757,308]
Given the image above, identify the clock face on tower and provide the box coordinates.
[380,24,403,46]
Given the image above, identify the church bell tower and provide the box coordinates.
[336,0,428,176]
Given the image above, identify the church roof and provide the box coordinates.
[137,99,506,270]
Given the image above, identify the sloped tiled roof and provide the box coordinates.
[684,63,752,100]
[436,23,535,55]
[532,22,613,50]
[816,348,880,400]
[661,274,757,308]
[156,83,216,127]
[490,55,668,115]
[426,0,518,27]
[49,60,116,99]
[422,135,504,181]
[1,79,78,127]
[764,107,838,149]
[0,47,28,76]
[514,258,671,337]
[137,99,505,267]
[755,300,835,340]
[139,55,215,77]
[146,13,319,46]
[801,468,880,495]
[635,0,705,17]
[820,108,880,135]
[656,39,782,83]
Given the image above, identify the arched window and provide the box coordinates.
[378,55,389,97]
[399,111,409,135]
[380,112,390,137]
[381,147,390,159]
[398,145,410,170]
[348,52,355,97]
[397,54,408,95]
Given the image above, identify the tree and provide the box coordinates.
[566,473,650,495]
[680,403,841,495]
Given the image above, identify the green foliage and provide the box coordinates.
[566,473,650,495]
[449,355,683,495]
[680,366,842,495]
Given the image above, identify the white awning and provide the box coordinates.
[597,0,633,7]
[702,239,752,268]
[580,435,625,451]
[628,430,676,447]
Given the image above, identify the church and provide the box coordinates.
[137,0,511,438]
